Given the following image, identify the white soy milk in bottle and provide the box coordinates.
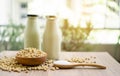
[43,16,62,60]
[24,14,41,49]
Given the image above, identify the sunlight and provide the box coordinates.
[28,0,120,44]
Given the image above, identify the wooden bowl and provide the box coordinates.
[16,55,47,66]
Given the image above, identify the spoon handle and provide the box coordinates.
[73,63,106,69]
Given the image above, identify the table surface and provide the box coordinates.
[0,51,120,76]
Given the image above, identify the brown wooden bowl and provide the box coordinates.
[16,55,47,66]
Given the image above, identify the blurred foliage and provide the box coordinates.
[107,0,119,12]
[61,19,93,51]
[60,0,119,51]
[0,23,24,51]
[96,0,119,13]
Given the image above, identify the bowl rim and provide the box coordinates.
[16,54,47,59]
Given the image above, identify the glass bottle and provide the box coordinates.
[42,16,62,60]
[24,14,41,49]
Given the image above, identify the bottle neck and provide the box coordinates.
[27,17,38,28]
[46,18,57,30]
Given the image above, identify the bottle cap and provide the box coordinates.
[27,14,38,17]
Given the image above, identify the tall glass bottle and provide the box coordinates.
[24,14,41,49]
[43,16,62,60]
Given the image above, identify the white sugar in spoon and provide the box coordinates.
[54,60,106,69]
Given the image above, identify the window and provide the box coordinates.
[0,0,120,51]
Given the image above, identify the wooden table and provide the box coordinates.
[0,51,120,76]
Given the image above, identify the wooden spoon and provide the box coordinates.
[54,60,106,69]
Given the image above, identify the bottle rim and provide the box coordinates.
[46,15,56,19]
